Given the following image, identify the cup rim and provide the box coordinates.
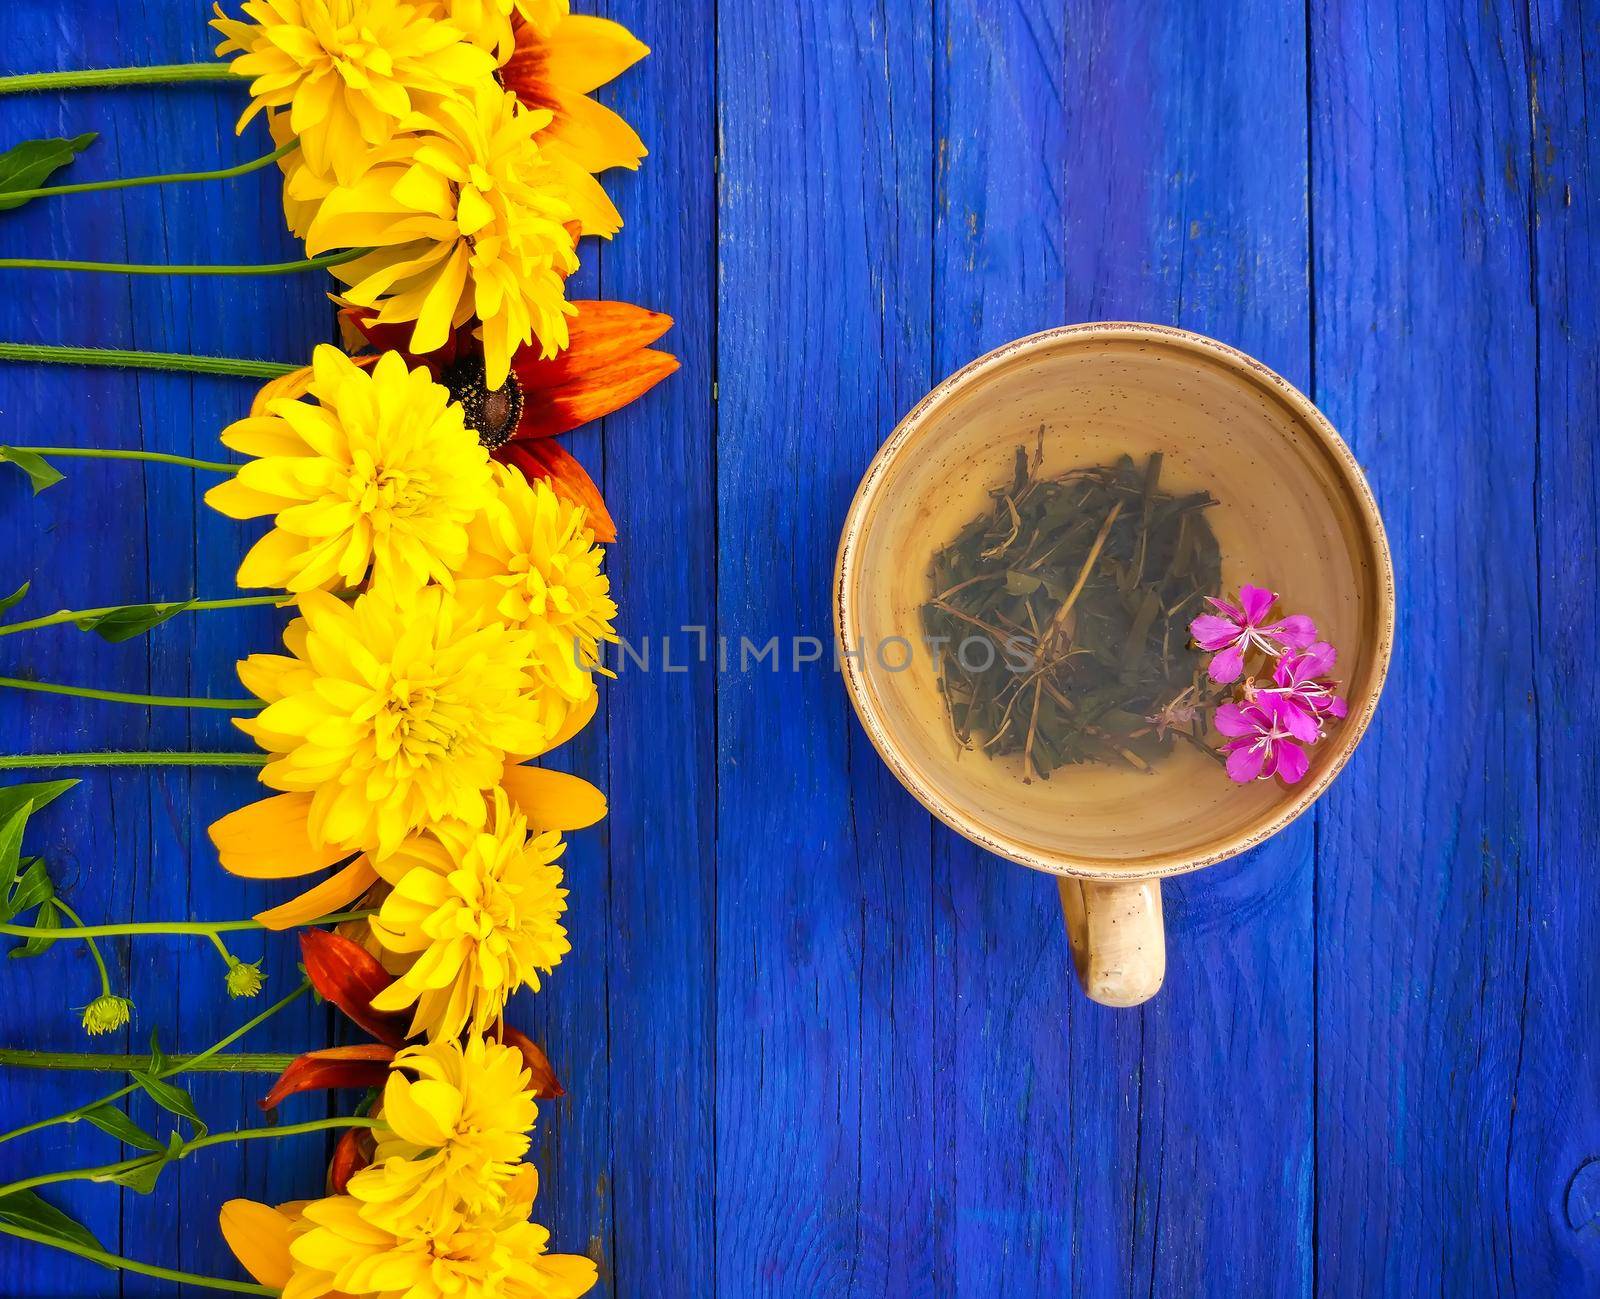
[833,321,1397,881]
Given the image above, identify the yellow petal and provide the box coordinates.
[545,15,649,95]
[218,1199,296,1289]
[210,793,350,879]
[500,764,607,831]
[252,855,379,931]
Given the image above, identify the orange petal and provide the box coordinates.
[492,1024,565,1098]
[501,441,616,543]
[219,1200,296,1289]
[500,764,607,831]
[327,1125,377,1194]
[518,349,679,440]
[252,856,379,932]
[299,929,408,1047]
[516,301,674,388]
[210,793,351,879]
[261,1044,395,1111]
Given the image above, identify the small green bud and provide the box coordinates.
[225,959,265,999]
[81,994,133,1036]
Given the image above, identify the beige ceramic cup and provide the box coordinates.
[834,323,1394,1007]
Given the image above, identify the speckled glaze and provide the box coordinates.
[834,323,1395,1005]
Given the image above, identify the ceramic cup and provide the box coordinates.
[834,323,1394,1007]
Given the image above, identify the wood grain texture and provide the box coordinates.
[1,0,1597,1295]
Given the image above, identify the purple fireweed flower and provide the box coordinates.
[1214,695,1316,785]
[1250,640,1348,733]
[1189,584,1318,684]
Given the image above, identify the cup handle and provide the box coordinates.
[1057,877,1166,1007]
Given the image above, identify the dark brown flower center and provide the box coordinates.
[443,356,524,453]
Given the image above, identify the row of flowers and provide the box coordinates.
[0,1,676,1296]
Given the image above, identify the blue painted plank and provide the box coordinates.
[715,0,938,1294]
[1519,1,1600,1292]
[1309,2,1540,1293]
[591,0,717,1295]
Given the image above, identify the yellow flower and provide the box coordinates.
[460,463,617,737]
[211,0,498,184]
[499,0,650,238]
[368,789,570,1040]
[349,1035,537,1232]
[235,585,548,859]
[221,1172,597,1299]
[306,83,579,388]
[207,346,493,595]
[80,994,133,1036]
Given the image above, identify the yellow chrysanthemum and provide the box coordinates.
[306,82,579,388]
[207,346,493,595]
[236,586,547,858]
[459,463,617,736]
[368,788,570,1040]
[350,1035,537,1233]
[221,1169,596,1299]
[211,0,498,185]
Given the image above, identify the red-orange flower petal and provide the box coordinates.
[327,1124,377,1194]
[517,300,674,388]
[491,1023,565,1098]
[299,929,408,1047]
[261,1044,396,1111]
[514,348,679,441]
[501,439,616,543]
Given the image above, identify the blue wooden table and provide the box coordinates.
[1,1,1596,1295]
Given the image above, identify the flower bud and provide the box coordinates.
[81,994,133,1036]
[226,959,265,999]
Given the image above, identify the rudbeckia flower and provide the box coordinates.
[368,789,573,1040]
[211,0,498,184]
[342,299,679,542]
[305,82,580,389]
[221,1166,597,1299]
[349,1035,539,1232]
[496,0,650,237]
[228,584,548,860]
[459,464,617,738]
[206,345,493,595]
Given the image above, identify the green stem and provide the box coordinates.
[1,138,298,203]
[0,981,310,1144]
[0,1223,274,1296]
[7,444,239,472]
[0,246,371,276]
[0,63,239,95]
[0,909,368,940]
[0,676,260,710]
[0,594,283,637]
[0,751,267,769]
[52,899,113,999]
[0,343,298,379]
[0,1116,379,1198]
[0,1049,293,1072]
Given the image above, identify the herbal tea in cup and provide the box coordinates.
[835,324,1394,1007]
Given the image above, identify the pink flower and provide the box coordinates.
[1254,641,1348,732]
[1145,685,1201,739]
[1190,584,1318,684]
[1214,695,1317,785]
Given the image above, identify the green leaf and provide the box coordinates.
[0,581,28,617]
[0,446,64,495]
[0,1188,103,1254]
[96,1153,168,1195]
[73,600,196,644]
[3,857,56,923]
[131,1070,206,1136]
[1004,570,1042,595]
[145,1028,167,1077]
[0,779,76,828]
[81,1103,165,1153]
[9,895,58,957]
[0,132,97,210]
